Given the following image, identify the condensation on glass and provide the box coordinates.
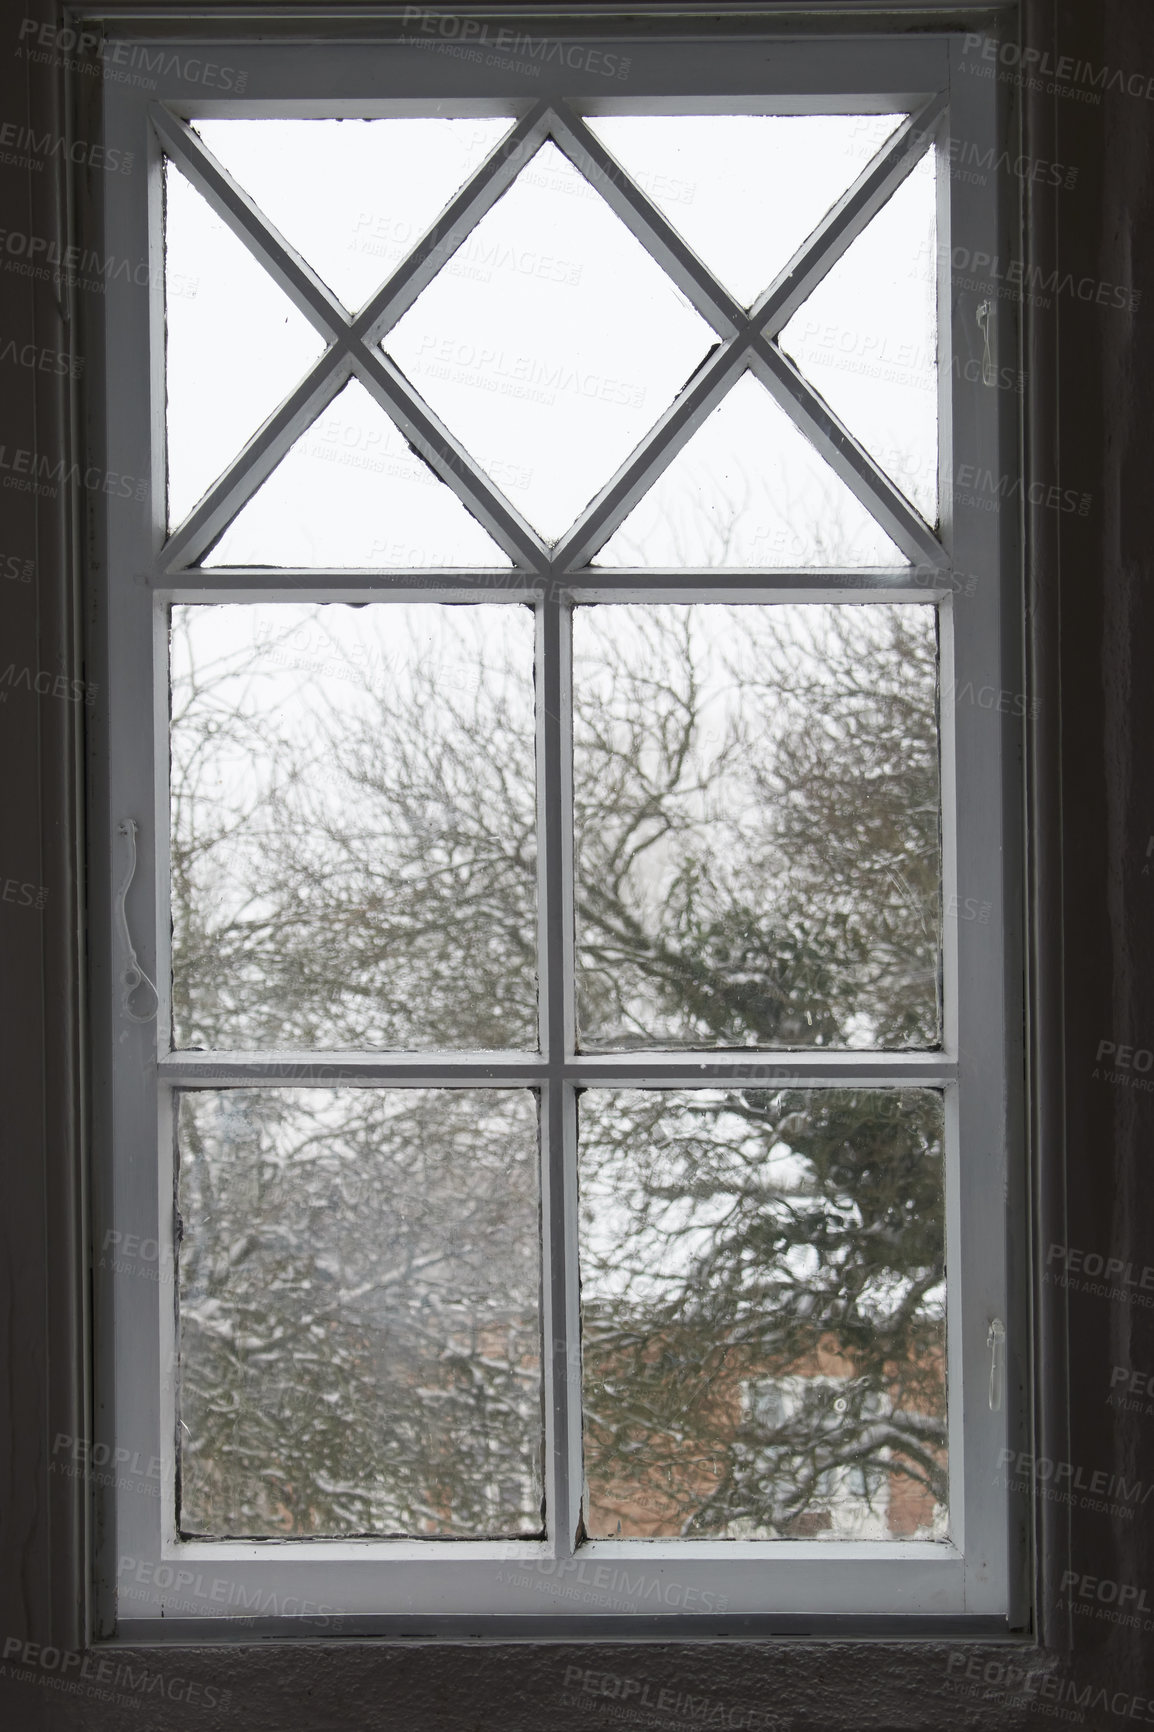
[169,602,538,1051]
[573,603,942,1050]
[177,1087,543,1538]
[577,1088,947,1540]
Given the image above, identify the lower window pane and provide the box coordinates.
[578,1087,946,1540]
[176,1087,543,1538]
[573,603,941,1051]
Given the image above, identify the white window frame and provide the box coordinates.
[91,24,1022,1634]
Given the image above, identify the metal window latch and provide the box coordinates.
[977,300,997,387]
[116,818,159,1025]
[987,1318,1006,1411]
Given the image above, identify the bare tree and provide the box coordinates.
[169,512,946,1541]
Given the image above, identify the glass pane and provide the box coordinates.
[178,1087,542,1537]
[202,380,511,568]
[170,603,537,1049]
[384,140,714,543]
[165,161,326,530]
[578,1087,947,1540]
[780,150,939,525]
[573,604,940,1049]
[585,114,904,308]
[193,117,514,314]
[592,373,905,567]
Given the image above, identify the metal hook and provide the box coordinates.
[116,819,159,1025]
[987,1318,1006,1412]
[977,301,997,388]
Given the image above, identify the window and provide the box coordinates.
[95,25,1021,1632]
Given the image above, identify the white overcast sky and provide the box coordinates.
[165,112,937,555]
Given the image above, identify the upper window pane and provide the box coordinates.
[193,117,515,314]
[780,150,939,525]
[585,113,905,308]
[164,160,326,531]
[201,379,512,569]
[592,372,907,568]
[573,603,941,1050]
[383,140,714,542]
[170,603,538,1051]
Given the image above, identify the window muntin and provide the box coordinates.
[96,30,1016,1628]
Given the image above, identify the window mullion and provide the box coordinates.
[359,102,554,344]
[352,347,550,570]
[551,337,750,573]
[161,351,351,572]
[547,102,743,337]
[748,335,946,568]
[755,89,946,338]
[538,597,581,1552]
[152,108,349,338]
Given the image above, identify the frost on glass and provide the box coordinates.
[573,604,941,1050]
[780,150,939,525]
[193,117,514,313]
[384,140,714,543]
[593,374,905,567]
[202,380,511,568]
[170,603,537,1049]
[177,1087,543,1538]
[579,1088,947,1540]
[585,113,904,308]
[165,161,325,530]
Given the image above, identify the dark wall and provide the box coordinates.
[1,2,1152,1727]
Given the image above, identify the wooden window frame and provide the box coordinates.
[85,16,1028,1637]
